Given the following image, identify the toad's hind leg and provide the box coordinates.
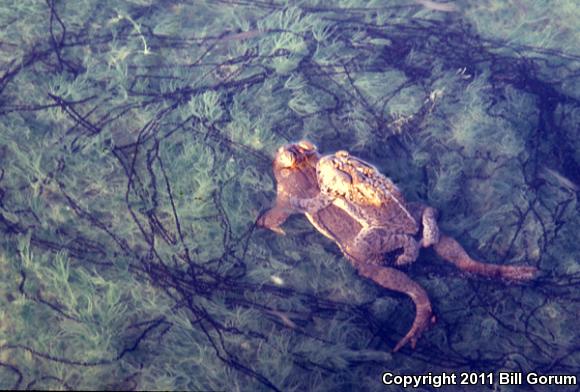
[434,235,538,280]
[355,263,436,352]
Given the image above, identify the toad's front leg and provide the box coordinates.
[287,192,334,214]
[259,193,334,234]
[420,206,440,248]
[257,201,291,235]
[352,227,420,266]
[408,202,440,248]
[355,263,436,352]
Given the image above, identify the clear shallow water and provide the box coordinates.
[0,1,578,390]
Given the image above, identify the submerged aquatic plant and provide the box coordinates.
[0,0,579,390]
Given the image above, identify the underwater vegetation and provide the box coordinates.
[0,0,578,390]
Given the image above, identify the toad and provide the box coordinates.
[258,141,538,351]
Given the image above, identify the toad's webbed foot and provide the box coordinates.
[496,265,538,280]
[355,263,435,352]
[434,235,539,280]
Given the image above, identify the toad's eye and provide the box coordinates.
[277,150,296,168]
[298,140,316,151]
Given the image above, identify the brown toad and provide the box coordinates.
[258,141,538,352]
[288,150,441,266]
